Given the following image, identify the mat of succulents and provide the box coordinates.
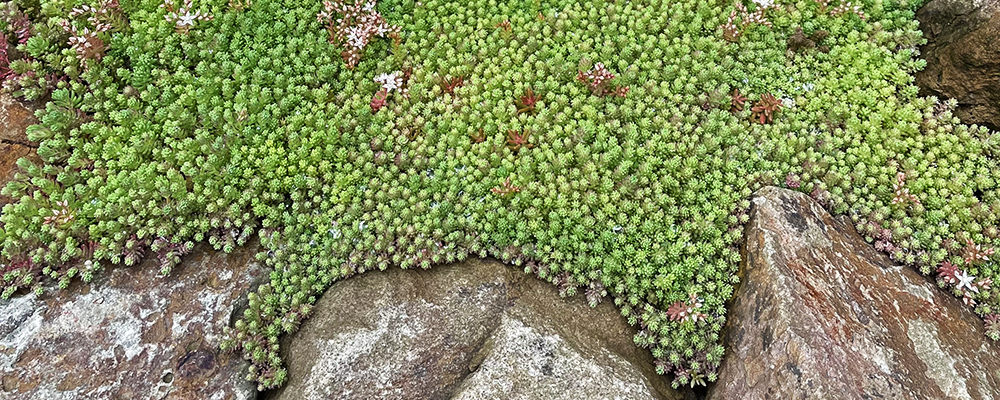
[1,0,997,391]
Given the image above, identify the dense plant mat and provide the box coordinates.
[2,0,999,390]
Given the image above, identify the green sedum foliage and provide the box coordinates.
[2,0,999,390]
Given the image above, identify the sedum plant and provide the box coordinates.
[1,0,998,391]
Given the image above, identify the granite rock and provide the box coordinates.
[0,242,266,399]
[708,186,1000,400]
[267,258,684,400]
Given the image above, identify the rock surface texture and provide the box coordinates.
[0,93,41,207]
[915,0,1000,130]
[267,258,683,400]
[708,186,1000,400]
[0,242,265,399]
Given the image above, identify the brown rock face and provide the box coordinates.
[268,258,684,400]
[0,93,40,145]
[915,0,1000,130]
[0,93,41,207]
[708,186,1000,399]
[0,241,266,399]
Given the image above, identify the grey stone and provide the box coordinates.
[267,258,682,400]
[0,242,266,400]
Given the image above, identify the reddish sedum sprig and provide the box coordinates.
[370,89,388,113]
[585,281,606,307]
[576,63,628,97]
[750,93,781,124]
[985,314,1000,340]
[784,172,801,188]
[667,293,707,323]
[491,177,521,196]
[720,0,775,43]
[515,88,540,115]
[936,261,961,285]
[0,32,11,81]
[729,88,747,113]
[505,129,533,153]
[152,237,193,275]
[316,0,400,69]
[890,172,919,205]
[3,6,33,45]
[438,75,464,95]
[59,0,123,64]
[962,238,995,265]
[469,128,486,144]
[496,19,512,40]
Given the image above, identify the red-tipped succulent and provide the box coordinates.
[440,75,464,95]
[729,88,747,113]
[750,93,781,124]
[370,89,388,113]
[506,129,533,153]
[515,88,540,115]
[491,177,521,196]
[577,63,629,97]
[469,128,486,144]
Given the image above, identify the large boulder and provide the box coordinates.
[708,186,1000,399]
[0,242,266,399]
[267,258,684,400]
[915,0,1000,130]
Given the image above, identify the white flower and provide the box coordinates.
[955,270,978,293]
[346,27,367,49]
[372,22,391,37]
[374,72,402,92]
[178,13,198,26]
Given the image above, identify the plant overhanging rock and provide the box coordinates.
[0,0,997,391]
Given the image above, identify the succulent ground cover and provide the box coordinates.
[2,0,999,391]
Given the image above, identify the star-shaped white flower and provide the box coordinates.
[955,270,978,293]
[178,12,197,27]
[346,27,367,49]
[374,72,401,92]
